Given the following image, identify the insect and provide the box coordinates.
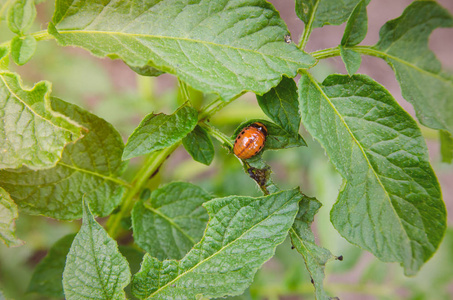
[233,122,267,159]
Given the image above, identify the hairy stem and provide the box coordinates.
[311,45,384,60]
[199,121,234,149]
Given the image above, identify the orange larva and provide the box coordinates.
[233,122,267,159]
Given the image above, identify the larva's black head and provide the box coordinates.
[250,122,268,136]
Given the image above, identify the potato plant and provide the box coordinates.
[0,0,452,299]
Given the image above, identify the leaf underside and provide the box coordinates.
[0,187,23,247]
[299,73,446,275]
[0,72,83,170]
[0,98,126,220]
[374,0,453,135]
[49,0,315,101]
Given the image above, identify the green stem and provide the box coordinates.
[311,45,383,60]
[106,143,180,238]
[30,30,54,42]
[199,121,234,149]
[178,79,190,102]
[198,93,243,121]
[297,1,320,50]
[311,46,341,60]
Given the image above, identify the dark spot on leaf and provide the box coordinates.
[337,255,343,261]
[310,277,314,284]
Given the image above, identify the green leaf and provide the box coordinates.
[295,0,370,28]
[118,246,145,300]
[128,64,164,77]
[0,46,9,69]
[131,189,302,299]
[182,125,215,166]
[373,0,453,135]
[10,35,36,65]
[289,196,336,300]
[341,0,368,47]
[439,130,453,164]
[63,201,131,300]
[132,182,211,260]
[0,72,83,170]
[0,187,23,247]
[0,98,126,220]
[339,46,361,76]
[28,233,76,297]
[299,73,446,275]
[123,104,198,160]
[233,120,306,151]
[49,0,315,101]
[7,0,36,34]
[257,77,300,136]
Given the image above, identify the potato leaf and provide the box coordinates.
[132,182,211,260]
[49,0,315,101]
[0,187,23,247]
[299,73,446,275]
[123,104,198,160]
[295,0,370,28]
[183,125,215,166]
[0,98,126,220]
[373,0,453,135]
[290,196,336,300]
[63,201,131,299]
[132,189,302,299]
[0,72,83,170]
[28,234,76,297]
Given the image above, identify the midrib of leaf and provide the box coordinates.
[0,74,72,133]
[304,72,409,246]
[88,218,109,299]
[143,202,196,244]
[274,88,294,133]
[57,162,130,187]
[356,46,452,85]
[148,193,298,298]
[55,30,308,64]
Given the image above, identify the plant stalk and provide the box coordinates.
[106,143,179,238]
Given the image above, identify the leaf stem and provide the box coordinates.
[297,1,320,50]
[198,93,243,121]
[106,143,180,238]
[310,45,385,60]
[311,46,341,59]
[199,121,234,149]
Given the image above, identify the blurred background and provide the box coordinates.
[0,0,452,299]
